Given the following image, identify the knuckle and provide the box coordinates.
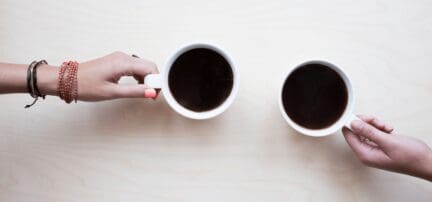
[362,124,374,136]
[112,51,126,57]
[365,127,373,136]
[358,122,367,133]
[111,51,128,62]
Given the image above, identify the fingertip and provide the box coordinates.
[385,125,394,133]
[369,117,394,134]
[144,89,157,98]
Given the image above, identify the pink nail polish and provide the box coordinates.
[144,89,157,98]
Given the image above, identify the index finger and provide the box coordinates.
[350,120,393,148]
[129,55,160,98]
[128,56,159,77]
[357,115,394,133]
[342,127,392,167]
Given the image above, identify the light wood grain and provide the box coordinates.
[1,0,431,201]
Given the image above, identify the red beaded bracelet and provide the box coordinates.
[57,61,79,103]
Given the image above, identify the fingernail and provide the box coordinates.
[386,126,394,133]
[144,89,157,98]
[351,120,363,130]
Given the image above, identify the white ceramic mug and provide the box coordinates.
[278,60,360,137]
[144,43,239,120]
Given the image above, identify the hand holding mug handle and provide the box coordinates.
[342,115,432,181]
[344,114,393,134]
[133,54,162,89]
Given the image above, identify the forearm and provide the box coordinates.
[0,63,58,96]
[0,63,27,94]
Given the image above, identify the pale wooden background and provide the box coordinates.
[0,0,431,201]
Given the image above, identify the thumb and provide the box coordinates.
[113,84,157,99]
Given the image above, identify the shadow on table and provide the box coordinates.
[78,95,230,138]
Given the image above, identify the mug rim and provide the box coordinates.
[161,42,239,120]
[278,60,354,136]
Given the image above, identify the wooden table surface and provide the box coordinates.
[1,0,431,201]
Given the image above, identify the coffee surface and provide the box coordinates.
[282,63,348,129]
[168,48,234,112]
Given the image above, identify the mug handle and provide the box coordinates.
[344,114,362,131]
[144,74,162,89]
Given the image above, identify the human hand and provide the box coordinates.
[38,51,159,101]
[77,52,159,101]
[342,115,432,181]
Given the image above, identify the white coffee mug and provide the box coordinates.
[278,60,360,137]
[144,43,239,120]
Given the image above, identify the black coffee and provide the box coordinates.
[168,48,234,112]
[282,63,348,129]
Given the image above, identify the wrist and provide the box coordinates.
[37,64,59,96]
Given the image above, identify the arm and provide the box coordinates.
[0,63,26,94]
[0,63,56,94]
[0,52,158,101]
[343,115,432,181]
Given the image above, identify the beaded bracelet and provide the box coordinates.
[57,61,79,103]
